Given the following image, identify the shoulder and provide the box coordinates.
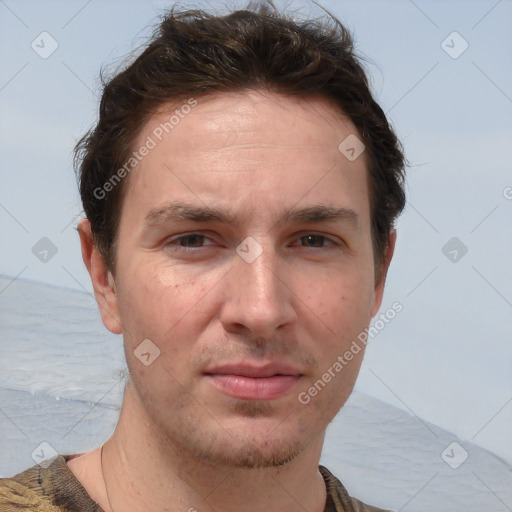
[319,465,394,512]
[0,460,58,511]
[0,455,102,512]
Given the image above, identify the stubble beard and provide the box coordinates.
[165,400,308,470]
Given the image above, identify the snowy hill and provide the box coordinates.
[1,275,511,511]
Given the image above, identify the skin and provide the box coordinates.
[71,89,396,512]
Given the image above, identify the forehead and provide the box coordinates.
[142,89,359,152]
[121,89,370,227]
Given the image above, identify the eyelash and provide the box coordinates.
[165,233,339,251]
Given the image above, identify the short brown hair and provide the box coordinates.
[74,2,406,277]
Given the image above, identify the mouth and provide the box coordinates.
[203,362,303,401]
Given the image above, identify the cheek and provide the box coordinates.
[296,266,374,402]
[117,263,203,332]
[116,264,216,381]
[299,268,375,336]
[296,349,364,430]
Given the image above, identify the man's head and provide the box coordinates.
[76,3,405,469]
[75,2,405,280]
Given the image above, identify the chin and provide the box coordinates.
[189,434,307,469]
[166,406,311,470]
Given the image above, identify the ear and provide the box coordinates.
[77,219,123,334]
[370,229,397,318]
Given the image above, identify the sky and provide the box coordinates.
[1,0,511,465]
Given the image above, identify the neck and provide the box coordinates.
[100,379,327,512]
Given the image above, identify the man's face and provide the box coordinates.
[101,90,389,468]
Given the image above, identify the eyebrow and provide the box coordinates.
[144,202,360,229]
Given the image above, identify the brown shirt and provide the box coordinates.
[0,455,392,512]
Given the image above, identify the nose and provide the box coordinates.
[219,242,296,339]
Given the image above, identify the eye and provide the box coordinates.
[166,233,214,250]
[297,234,336,248]
[176,234,206,247]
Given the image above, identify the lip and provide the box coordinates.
[204,362,302,401]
